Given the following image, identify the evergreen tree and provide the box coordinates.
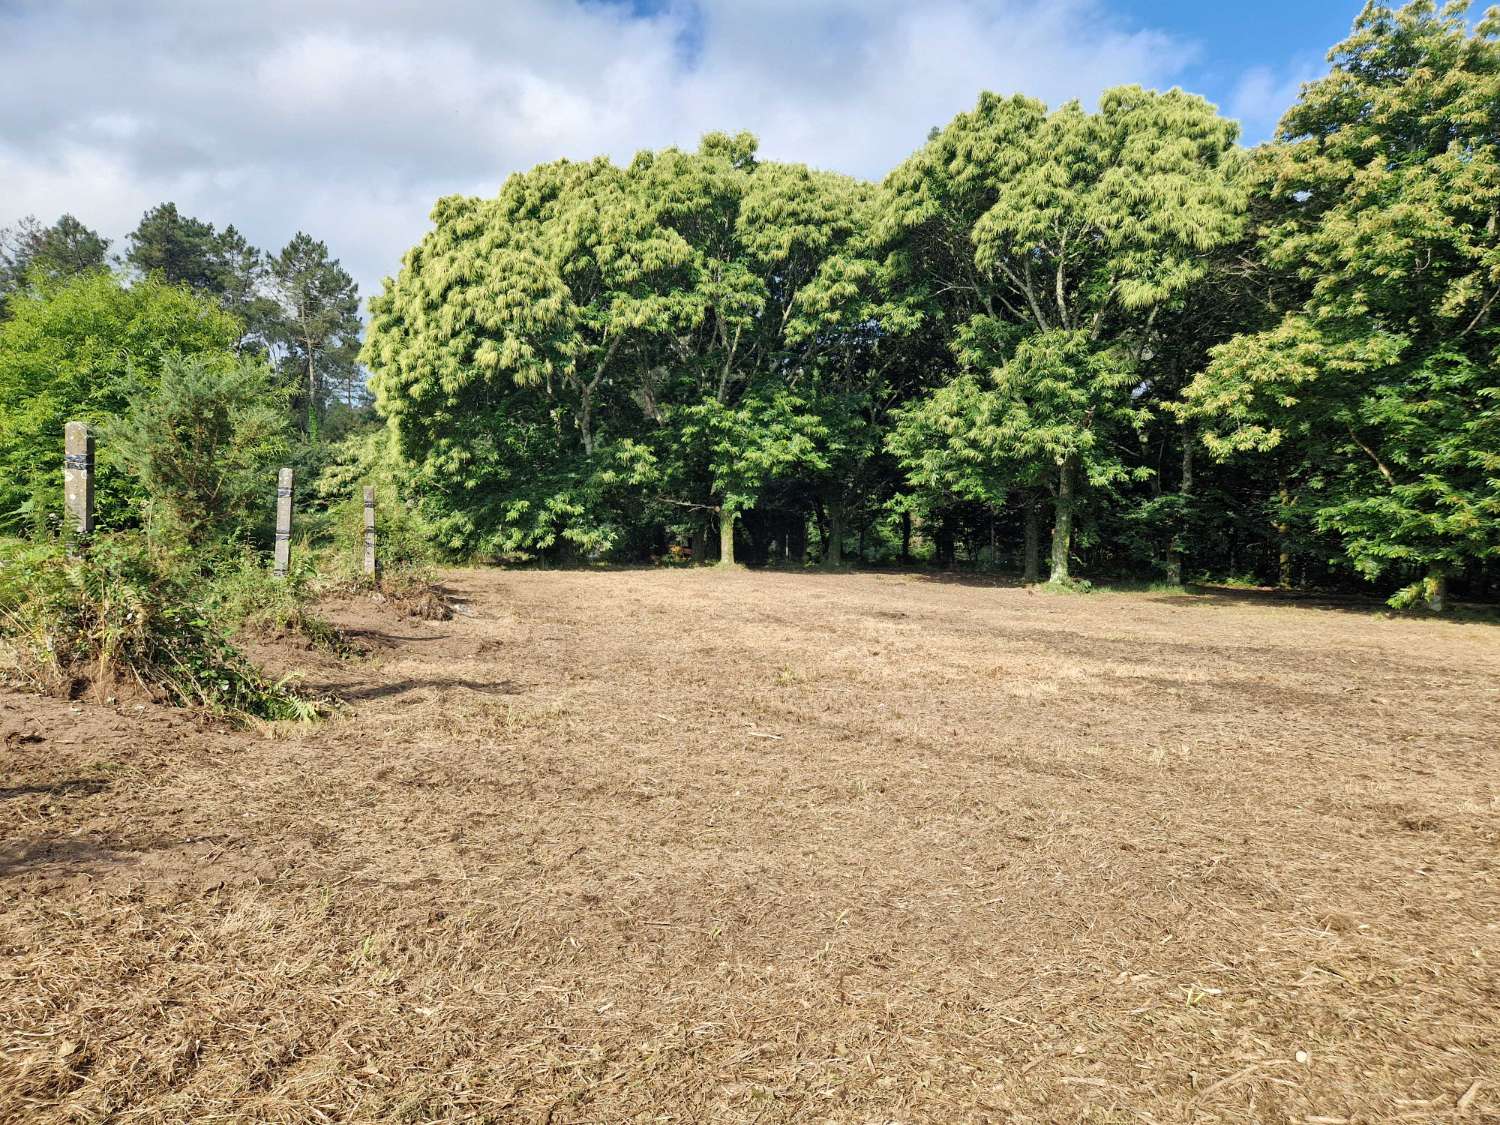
[104,354,290,547]
[0,214,110,316]
[126,203,226,292]
[124,203,273,353]
[265,233,362,441]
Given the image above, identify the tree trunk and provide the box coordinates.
[1166,432,1193,586]
[824,506,844,567]
[1023,496,1041,583]
[306,339,319,442]
[1164,547,1183,586]
[1426,565,1448,613]
[900,511,912,564]
[788,516,807,566]
[1048,455,1077,584]
[578,388,594,456]
[718,507,736,567]
[691,519,708,565]
[1277,472,1293,588]
[935,526,955,568]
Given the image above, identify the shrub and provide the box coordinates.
[311,426,439,574]
[104,353,291,548]
[0,534,315,721]
[0,272,242,532]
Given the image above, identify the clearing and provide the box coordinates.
[2,568,1497,1122]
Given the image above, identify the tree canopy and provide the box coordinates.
[3,0,1493,610]
[356,3,1488,606]
[1183,0,1500,610]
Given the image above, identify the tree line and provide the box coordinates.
[0,203,365,532]
[362,0,1498,609]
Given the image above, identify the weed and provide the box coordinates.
[0,534,317,722]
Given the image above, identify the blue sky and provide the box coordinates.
[1116,0,1368,142]
[0,1,1398,296]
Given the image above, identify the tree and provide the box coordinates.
[364,134,868,563]
[104,354,290,548]
[0,272,242,532]
[0,214,110,315]
[126,203,226,292]
[875,87,1246,583]
[266,233,362,441]
[1183,0,1500,610]
[125,203,273,353]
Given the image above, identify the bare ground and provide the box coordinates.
[1,567,1497,1123]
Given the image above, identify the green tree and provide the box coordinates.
[1184,0,1500,610]
[126,203,226,292]
[125,203,273,352]
[0,272,242,531]
[266,233,362,441]
[0,214,111,315]
[364,134,867,564]
[875,87,1245,582]
[104,354,290,548]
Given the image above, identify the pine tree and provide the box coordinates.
[266,233,361,441]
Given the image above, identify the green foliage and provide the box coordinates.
[202,550,348,653]
[880,87,1243,579]
[127,202,247,297]
[265,233,363,438]
[363,135,870,561]
[334,3,1500,604]
[1184,0,1500,606]
[311,426,439,573]
[0,535,315,721]
[0,271,243,532]
[0,213,110,313]
[104,354,291,547]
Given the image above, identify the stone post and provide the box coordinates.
[64,421,94,538]
[363,486,377,577]
[273,467,293,578]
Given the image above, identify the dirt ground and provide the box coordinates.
[1,568,1497,1124]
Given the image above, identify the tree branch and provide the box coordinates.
[1346,422,1397,487]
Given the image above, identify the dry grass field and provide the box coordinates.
[2,567,1497,1123]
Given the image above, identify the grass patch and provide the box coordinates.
[0,534,317,722]
[205,552,354,653]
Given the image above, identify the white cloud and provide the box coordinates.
[0,0,1197,301]
[1227,60,1322,144]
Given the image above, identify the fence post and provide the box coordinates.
[363,486,377,577]
[273,467,293,578]
[64,421,94,539]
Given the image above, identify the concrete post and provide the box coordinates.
[64,421,94,538]
[273,467,293,578]
[362,486,377,577]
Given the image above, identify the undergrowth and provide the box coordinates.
[205,551,353,653]
[0,534,317,722]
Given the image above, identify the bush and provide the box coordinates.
[0,534,315,721]
[104,353,291,548]
[0,272,243,532]
[311,426,439,574]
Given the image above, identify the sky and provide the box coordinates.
[0,0,1376,303]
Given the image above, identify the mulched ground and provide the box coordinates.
[2,567,1497,1123]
